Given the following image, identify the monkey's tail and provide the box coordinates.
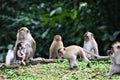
[30,57,65,65]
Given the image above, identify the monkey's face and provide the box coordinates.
[17,27,30,40]
[21,43,26,49]
[84,32,93,41]
[111,42,120,54]
[58,48,66,57]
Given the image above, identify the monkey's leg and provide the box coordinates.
[104,64,117,76]
[68,58,76,70]
[82,52,91,68]
[73,60,78,69]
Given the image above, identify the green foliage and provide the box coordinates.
[1,60,120,80]
[0,0,120,60]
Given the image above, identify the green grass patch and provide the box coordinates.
[0,60,120,80]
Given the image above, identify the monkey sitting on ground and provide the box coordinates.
[14,27,36,62]
[16,42,26,65]
[49,35,64,59]
[83,32,110,59]
[58,45,91,70]
[4,27,36,67]
[5,49,14,65]
[104,42,120,76]
[4,49,19,68]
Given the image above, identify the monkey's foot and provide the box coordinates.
[104,73,112,77]
[69,67,74,70]
[22,61,26,65]
[0,63,5,68]
[86,63,91,68]
[69,66,79,70]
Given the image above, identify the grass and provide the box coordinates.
[0,60,120,80]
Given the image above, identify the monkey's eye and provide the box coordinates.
[58,51,63,55]
[117,46,120,49]
[59,51,62,54]
[26,30,30,33]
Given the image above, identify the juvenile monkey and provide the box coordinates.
[83,32,99,56]
[105,42,120,76]
[49,35,64,59]
[14,27,36,62]
[58,45,91,70]
[83,32,109,59]
[16,42,26,65]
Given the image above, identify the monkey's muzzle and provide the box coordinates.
[106,48,114,55]
[84,35,89,41]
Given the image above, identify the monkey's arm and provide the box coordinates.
[110,54,116,64]
[93,46,99,55]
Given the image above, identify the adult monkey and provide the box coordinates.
[83,32,110,60]
[14,27,36,62]
[49,35,64,59]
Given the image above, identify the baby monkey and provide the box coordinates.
[105,42,120,76]
[16,42,26,65]
[58,45,91,70]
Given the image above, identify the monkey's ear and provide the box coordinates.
[18,29,20,32]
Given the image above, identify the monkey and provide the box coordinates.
[5,49,14,65]
[58,45,91,70]
[14,27,36,63]
[104,42,120,76]
[0,75,4,80]
[16,42,26,65]
[4,49,20,68]
[83,32,110,60]
[83,32,99,57]
[49,35,64,59]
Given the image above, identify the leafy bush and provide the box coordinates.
[0,0,120,61]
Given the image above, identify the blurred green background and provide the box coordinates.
[0,0,120,62]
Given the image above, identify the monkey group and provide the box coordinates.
[5,27,36,66]
[4,27,120,77]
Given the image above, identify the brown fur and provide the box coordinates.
[83,32,110,60]
[58,45,91,69]
[14,27,36,62]
[105,42,120,76]
[83,32,99,56]
[49,35,64,59]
